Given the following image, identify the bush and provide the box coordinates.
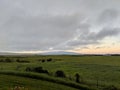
[42,60,45,63]
[33,67,43,72]
[55,70,66,78]
[25,66,49,74]
[16,59,30,63]
[5,58,12,62]
[75,73,81,83]
[47,58,52,62]
[0,59,4,62]
[16,59,20,62]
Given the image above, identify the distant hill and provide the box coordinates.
[0,52,17,55]
[0,51,80,55]
[40,51,80,55]
[0,52,119,56]
[0,52,32,55]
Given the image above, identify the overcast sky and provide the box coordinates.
[0,0,120,54]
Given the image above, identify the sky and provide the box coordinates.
[0,0,120,54]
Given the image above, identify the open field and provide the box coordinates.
[0,55,120,90]
[0,74,78,90]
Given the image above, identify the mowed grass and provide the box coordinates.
[0,55,120,89]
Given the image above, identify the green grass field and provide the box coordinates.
[0,55,120,90]
[0,74,78,90]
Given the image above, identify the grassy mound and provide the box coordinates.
[0,71,97,90]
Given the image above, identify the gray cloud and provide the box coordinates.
[64,27,120,49]
[0,13,82,51]
[0,0,120,52]
[97,9,119,24]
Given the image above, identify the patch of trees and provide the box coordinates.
[75,73,81,83]
[38,58,53,63]
[55,71,82,83]
[25,66,49,74]
[16,59,30,63]
[0,58,13,63]
[55,70,66,78]
[25,66,83,84]
[0,58,30,63]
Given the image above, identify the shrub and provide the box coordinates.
[0,59,4,62]
[16,59,30,63]
[33,67,49,74]
[33,67,43,72]
[16,59,20,62]
[42,60,45,63]
[55,70,66,78]
[5,58,12,62]
[75,73,80,83]
[25,66,49,74]
[47,58,52,62]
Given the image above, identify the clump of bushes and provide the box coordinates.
[25,66,49,74]
[0,58,13,63]
[47,58,52,62]
[5,58,12,62]
[0,58,30,63]
[55,70,66,78]
[38,58,53,63]
[16,59,30,63]
[42,60,45,63]
[75,73,80,83]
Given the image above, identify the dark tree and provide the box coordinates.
[75,73,80,83]
[47,58,52,62]
[33,67,43,72]
[42,60,45,63]
[55,70,66,78]
[25,66,49,74]
[5,58,12,62]
[16,59,20,62]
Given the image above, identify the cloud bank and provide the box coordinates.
[0,0,120,53]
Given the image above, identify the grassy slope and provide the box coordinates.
[0,71,96,90]
[34,56,120,87]
[0,74,78,90]
[0,55,120,89]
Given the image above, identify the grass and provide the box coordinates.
[0,55,120,89]
[0,74,78,90]
[0,71,96,90]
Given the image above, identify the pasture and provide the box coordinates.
[0,55,120,90]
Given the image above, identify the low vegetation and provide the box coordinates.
[25,66,49,74]
[0,55,120,90]
[0,71,96,90]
